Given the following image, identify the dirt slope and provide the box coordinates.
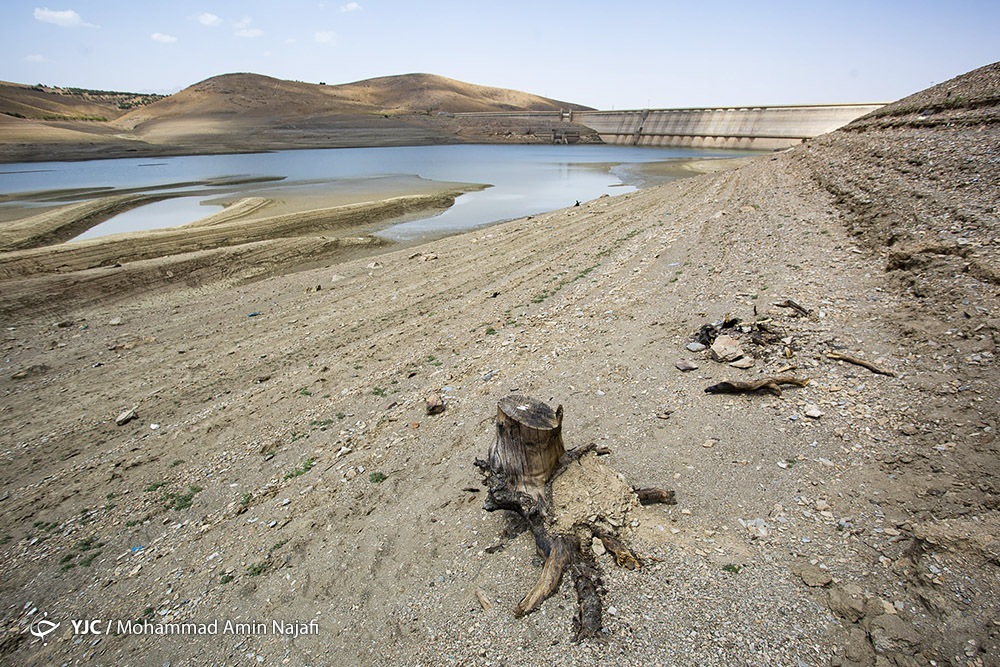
[0,63,997,666]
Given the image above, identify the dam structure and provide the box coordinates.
[456,103,884,150]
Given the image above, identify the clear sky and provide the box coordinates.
[2,0,998,109]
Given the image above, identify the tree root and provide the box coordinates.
[704,375,809,396]
[825,351,895,376]
[479,397,675,641]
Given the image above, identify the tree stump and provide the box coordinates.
[489,395,564,506]
[476,395,675,641]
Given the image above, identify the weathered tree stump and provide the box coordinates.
[476,395,675,641]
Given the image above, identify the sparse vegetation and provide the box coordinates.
[247,562,268,577]
[162,485,202,511]
[284,459,314,480]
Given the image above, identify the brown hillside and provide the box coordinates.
[1,72,594,161]
[0,81,162,121]
[330,72,593,113]
[116,72,591,132]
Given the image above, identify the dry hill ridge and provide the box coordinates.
[0,72,595,162]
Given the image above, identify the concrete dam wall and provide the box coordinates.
[456,104,883,149]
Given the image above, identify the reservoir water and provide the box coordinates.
[0,144,757,242]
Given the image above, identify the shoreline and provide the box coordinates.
[0,154,754,320]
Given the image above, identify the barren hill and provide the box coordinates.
[0,72,593,162]
[117,72,590,130]
[113,71,592,144]
[0,80,162,122]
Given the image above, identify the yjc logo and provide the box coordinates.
[28,613,60,644]
[70,619,103,635]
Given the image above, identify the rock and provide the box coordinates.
[843,626,876,665]
[899,424,919,436]
[11,364,49,380]
[828,583,866,623]
[792,562,833,587]
[686,342,706,352]
[425,394,445,415]
[863,596,896,620]
[729,356,755,369]
[116,407,138,426]
[867,613,920,654]
[740,518,768,538]
[674,359,699,372]
[709,335,744,363]
[592,537,606,556]
[805,405,824,419]
[109,317,123,326]
[702,438,717,448]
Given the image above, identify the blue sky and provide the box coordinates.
[2,1,997,109]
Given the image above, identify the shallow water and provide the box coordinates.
[0,144,758,242]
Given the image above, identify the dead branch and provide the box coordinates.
[825,351,896,377]
[594,528,641,570]
[704,375,810,397]
[773,299,812,316]
[633,487,677,505]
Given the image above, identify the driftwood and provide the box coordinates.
[773,299,812,317]
[476,395,673,641]
[825,351,896,377]
[633,487,677,505]
[704,375,810,397]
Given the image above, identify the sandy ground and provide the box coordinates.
[0,66,998,667]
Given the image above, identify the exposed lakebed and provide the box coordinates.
[0,144,760,242]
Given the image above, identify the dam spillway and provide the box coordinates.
[455,103,884,149]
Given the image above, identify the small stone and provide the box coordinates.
[115,407,137,426]
[702,438,717,448]
[109,317,123,326]
[592,537,606,556]
[815,499,831,512]
[805,406,823,419]
[686,342,706,352]
[828,584,866,623]
[793,562,833,587]
[425,393,445,415]
[741,518,769,538]
[709,335,744,363]
[674,359,699,372]
[729,356,755,369]
[899,424,919,436]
